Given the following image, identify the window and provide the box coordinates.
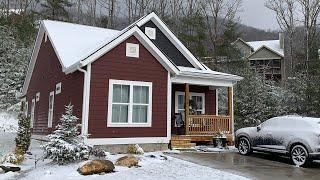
[175,92,205,115]
[108,79,152,127]
[126,43,139,58]
[36,92,40,102]
[145,27,156,40]
[48,91,54,128]
[30,99,35,128]
[55,82,61,94]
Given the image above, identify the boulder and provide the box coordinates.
[115,155,139,168]
[0,165,21,173]
[77,160,114,175]
[0,167,4,174]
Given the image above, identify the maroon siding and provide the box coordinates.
[88,36,168,138]
[26,37,84,134]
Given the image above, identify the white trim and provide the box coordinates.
[30,99,35,128]
[249,57,282,60]
[230,86,234,141]
[136,12,206,70]
[55,82,62,94]
[174,91,205,114]
[36,92,40,102]
[167,72,172,139]
[78,64,91,136]
[126,43,139,58]
[48,91,54,128]
[171,76,235,87]
[84,137,169,145]
[145,27,156,40]
[247,45,284,59]
[80,26,179,75]
[25,100,28,117]
[107,79,152,127]
[85,64,91,135]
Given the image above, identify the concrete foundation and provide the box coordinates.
[95,143,169,153]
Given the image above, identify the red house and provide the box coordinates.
[19,13,242,151]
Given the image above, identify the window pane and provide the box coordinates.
[178,95,184,109]
[133,86,149,104]
[113,84,129,103]
[121,85,129,103]
[133,105,148,123]
[112,104,128,123]
[113,85,121,102]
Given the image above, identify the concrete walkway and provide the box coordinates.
[169,152,320,180]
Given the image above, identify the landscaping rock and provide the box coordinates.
[115,155,139,167]
[0,165,21,172]
[77,160,114,175]
[0,167,4,174]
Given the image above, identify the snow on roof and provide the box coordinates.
[247,40,284,56]
[43,20,121,68]
[177,66,243,81]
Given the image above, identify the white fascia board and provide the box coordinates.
[79,26,179,75]
[248,45,284,59]
[84,137,170,145]
[136,13,206,70]
[171,75,235,87]
[20,24,45,97]
[179,72,243,81]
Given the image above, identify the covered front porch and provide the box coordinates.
[169,66,241,148]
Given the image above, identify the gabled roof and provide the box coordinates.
[247,40,284,57]
[42,20,121,69]
[247,45,284,60]
[20,12,242,97]
[231,38,254,51]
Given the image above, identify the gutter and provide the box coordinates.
[77,64,91,136]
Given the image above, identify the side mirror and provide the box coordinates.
[257,125,261,132]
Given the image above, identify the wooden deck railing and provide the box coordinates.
[186,115,231,135]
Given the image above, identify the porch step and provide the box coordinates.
[171,139,191,145]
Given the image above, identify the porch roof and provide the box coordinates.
[171,66,243,87]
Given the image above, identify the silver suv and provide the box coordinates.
[235,116,320,166]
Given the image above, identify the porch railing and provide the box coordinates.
[186,115,231,135]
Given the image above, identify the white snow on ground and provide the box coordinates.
[0,112,18,133]
[0,139,249,180]
[0,112,18,161]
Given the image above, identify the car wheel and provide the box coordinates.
[291,145,309,167]
[238,137,252,155]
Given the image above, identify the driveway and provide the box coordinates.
[169,151,320,180]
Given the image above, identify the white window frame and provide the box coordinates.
[55,82,62,94]
[126,43,139,58]
[30,99,35,128]
[145,27,156,40]
[175,91,205,114]
[36,92,40,102]
[107,79,152,127]
[48,91,55,128]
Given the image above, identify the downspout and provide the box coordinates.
[77,65,88,136]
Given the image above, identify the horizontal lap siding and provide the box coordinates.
[88,36,168,138]
[26,37,83,135]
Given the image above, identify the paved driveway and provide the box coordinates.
[169,152,320,180]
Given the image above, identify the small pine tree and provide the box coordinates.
[42,104,90,165]
[15,112,31,153]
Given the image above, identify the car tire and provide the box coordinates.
[290,144,310,167]
[238,137,252,155]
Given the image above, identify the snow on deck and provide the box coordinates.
[43,20,121,69]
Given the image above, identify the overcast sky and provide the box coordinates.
[240,0,279,30]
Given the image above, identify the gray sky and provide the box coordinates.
[240,0,279,30]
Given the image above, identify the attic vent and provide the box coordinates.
[126,43,139,58]
[145,27,156,40]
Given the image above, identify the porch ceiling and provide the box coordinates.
[171,75,238,87]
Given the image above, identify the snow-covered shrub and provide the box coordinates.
[2,149,25,165]
[42,104,91,165]
[15,112,31,153]
[127,144,144,154]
